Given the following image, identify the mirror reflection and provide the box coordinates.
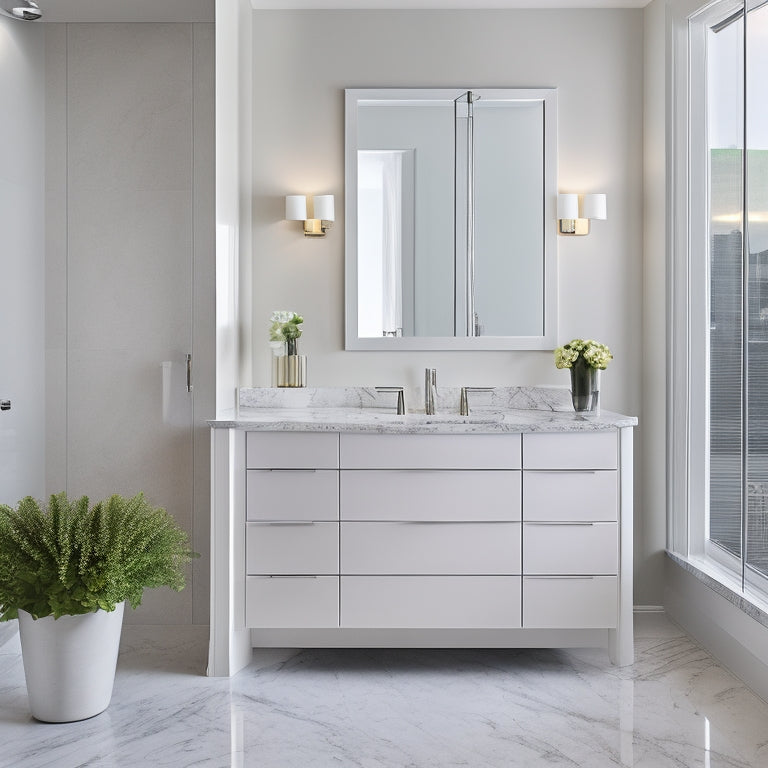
[345,88,558,351]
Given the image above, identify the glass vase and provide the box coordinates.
[570,358,599,413]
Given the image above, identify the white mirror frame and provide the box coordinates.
[344,87,559,351]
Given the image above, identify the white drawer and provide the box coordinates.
[523,432,617,470]
[341,576,522,628]
[246,576,338,628]
[246,432,339,469]
[246,522,339,574]
[523,471,617,522]
[246,470,339,521]
[523,576,618,628]
[341,470,521,521]
[523,522,618,575]
[341,522,521,575]
[339,434,522,470]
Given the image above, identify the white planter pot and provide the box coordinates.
[18,602,124,722]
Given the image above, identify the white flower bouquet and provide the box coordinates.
[269,311,304,356]
[554,338,613,370]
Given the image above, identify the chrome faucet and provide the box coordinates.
[425,368,437,415]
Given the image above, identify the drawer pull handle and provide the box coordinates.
[260,521,317,526]
[265,575,319,579]
[525,575,597,580]
[525,522,597,526]
[526,470,600,475]
[266,469,318,473]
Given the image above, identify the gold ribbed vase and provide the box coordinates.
[275,354,307,387]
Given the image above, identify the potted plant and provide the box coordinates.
[0,492,195,722]
[554,338,613,412]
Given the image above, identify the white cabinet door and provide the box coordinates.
[246,522,339,575]
[341,470,521,521]
[523,576,618,628]
[523,471,617,522]
[340,433,522,469]
[523,522,618,575]
[342,576,522,628]
[246,576,338,628]
[342,522,521,575]
[523,432,617,469]
[247,432,339,469]
[247,470,339,521]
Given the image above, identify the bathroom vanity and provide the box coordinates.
[208,388,636,677]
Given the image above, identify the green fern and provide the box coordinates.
[0,492,197,621]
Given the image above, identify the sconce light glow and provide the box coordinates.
[557,192,607,236]
[285,193,334,237]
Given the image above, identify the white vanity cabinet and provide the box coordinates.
[521,432,620,630]
[339,433,522,629]
[209,420,634,677]
[244,432,340,629]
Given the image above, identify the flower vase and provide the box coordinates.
[273,339,307,388]
[570,358,599,413]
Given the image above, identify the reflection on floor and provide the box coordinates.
[2,614,767,767]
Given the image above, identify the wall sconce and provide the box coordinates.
[285,194,335,237]
[557,193,607,236]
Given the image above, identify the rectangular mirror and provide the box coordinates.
[345,88,558,351]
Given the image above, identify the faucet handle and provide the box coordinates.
[459,386,494,416]
[375,386,406,415]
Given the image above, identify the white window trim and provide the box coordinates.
[670,0,768,608]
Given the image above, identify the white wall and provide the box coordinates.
[248,9,652,599]
[45,22,215,625]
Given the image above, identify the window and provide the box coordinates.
[683,0,768,600]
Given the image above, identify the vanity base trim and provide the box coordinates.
[249,627,613,652]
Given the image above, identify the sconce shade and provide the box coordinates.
[557,193,579,220]
[313,195,335,221]
[581,193,607,220]
[285,195,307,221]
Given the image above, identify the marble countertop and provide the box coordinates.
[209,387,637,433]
[210,406,636,433]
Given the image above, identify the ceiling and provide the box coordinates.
[27,0,649,23]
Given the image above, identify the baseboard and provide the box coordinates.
[634,605,665,613]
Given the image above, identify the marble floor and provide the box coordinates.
[1,614,767,768]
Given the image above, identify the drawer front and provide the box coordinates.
[341,576,522,628]
[246,522,339,574]
[523,471,617,522]
[340,434,521,470]
[247,470,339,521]
[523,432,617,470]
[523,522,618,575]
[341,470,521,522]
[246,432,339,469]
[523,576,618,628]
[246,576,338,628]
[341,522,521,575]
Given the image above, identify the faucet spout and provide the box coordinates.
[425,368,437,415]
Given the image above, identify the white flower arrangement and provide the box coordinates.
[554,338,613,370]
[269,311,304,356]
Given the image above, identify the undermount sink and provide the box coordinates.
[379,411,504,424]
